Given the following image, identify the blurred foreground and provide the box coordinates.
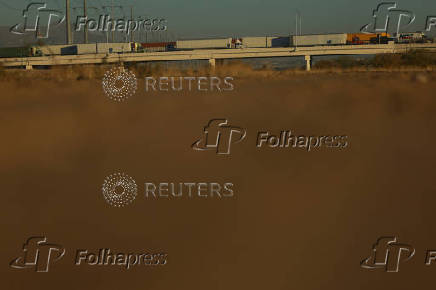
[1,65,436,290]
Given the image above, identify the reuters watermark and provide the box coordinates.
[101,172,235,207]
[145,182,234,199]
[102,67,235,102]
[102,67,138,102]
[102,172,138,207]
[145,76,234,92]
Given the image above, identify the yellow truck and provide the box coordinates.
[347,33,391,44]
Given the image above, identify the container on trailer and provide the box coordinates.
[0,47,33,58]
[75,43,98,54]
[38,45,64,56]
[60,45,78,55]
[268,36,290,47]
[241,37,269,48]
[140,42,175,52]
[37,44,93,56]
[176,38,232,49]
[97,43,132,54]
[292,33,347,46]
[242,36,290,48]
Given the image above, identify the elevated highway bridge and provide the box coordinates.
[1,43,436,71]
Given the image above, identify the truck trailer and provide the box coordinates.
[0,46,41,58]
[176,38,232,50]
[292,34,347,46]
[240,36,290,48]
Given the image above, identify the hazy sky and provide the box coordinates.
[1,0,435,38]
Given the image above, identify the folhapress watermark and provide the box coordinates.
[10,236,167,272]
[10,3,65,39]
[102,172,235,207]
[361,236,436,272]
[9,2,167,39]
[75,15,167,35]
[102,67,235,102]
[361,2,415,35]
[362,2,436,33]
[425,16,436,32]
[192,119,349,155]
[10,236,65,272]
[75,249,167,269]
[257,131,348,151]
[192,119,246,155]
[361,236,415,272]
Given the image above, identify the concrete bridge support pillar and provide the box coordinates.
[305,55,312,71]
[208,58,216,68]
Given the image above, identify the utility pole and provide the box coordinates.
[130,6,134,43]
[103,3,122,43]
[111,0,114,43]
[84,0,88,43]
[295,13,298,47]
[295,14,298,35]
[66,0,72,44]
[300,14,302,35]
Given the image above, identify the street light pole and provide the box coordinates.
[111,0,114,42]
[66,0,72,44]
[84,0,88,43]
[130,6,134,43]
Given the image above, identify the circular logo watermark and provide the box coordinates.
[102,67,137,102]
[102,172,138,207]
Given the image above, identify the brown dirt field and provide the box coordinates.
[1,66,436,289]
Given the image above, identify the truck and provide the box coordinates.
[292,34,347,46]
[396,32,425,43]
[347,33,391,44]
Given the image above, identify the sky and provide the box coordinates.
[0,0,435,39]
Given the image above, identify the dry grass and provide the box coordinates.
[1,56,436,86]
[314,50,436,70]
[0,61,284,83]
